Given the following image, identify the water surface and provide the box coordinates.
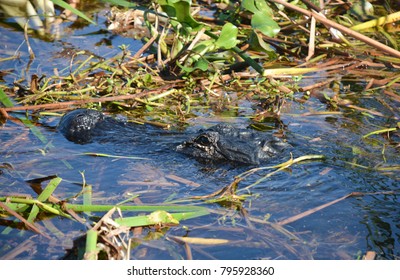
[0,4,399,260]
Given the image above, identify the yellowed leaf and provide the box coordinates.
[176,236,229,245]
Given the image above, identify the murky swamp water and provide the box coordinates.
[0,4,399,260]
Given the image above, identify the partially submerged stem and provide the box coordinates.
[351,11,400,31]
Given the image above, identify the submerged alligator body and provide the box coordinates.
[58,109,288,165]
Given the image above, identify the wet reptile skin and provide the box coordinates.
[58,109,288,164]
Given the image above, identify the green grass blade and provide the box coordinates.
[168,210,209,221]
[37,177,62,202]
[20,118,49,144]
[0,202,30,212]
[83,184,92,216]
[263,67,319,76]
[67,204,209,213]
[100,0,137,8]
[115,210,209,227]
[26,204,40,224]
[84,229,98,260]
[51,0,96,25]
[114,215,158,227]
[0,198,208,214]
[362,127,397,138]
[0,88,14,107]
[0,89,49,143]
[81,152,149,160]
[0,89,71,168]
[39,201,70,217]
[0,197,39,205]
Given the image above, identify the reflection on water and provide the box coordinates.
[0,5,399,260]
[0,95,398,260]
[0,2,143,87]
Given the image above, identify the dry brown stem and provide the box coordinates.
[270,0,400,58]
[3,84,176,112]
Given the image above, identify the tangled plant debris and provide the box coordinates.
[0,0,399,260]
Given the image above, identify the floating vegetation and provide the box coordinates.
[1,0,399,124]
[1,0,399,260]
[0,175,211,259]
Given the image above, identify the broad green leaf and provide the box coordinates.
[242,0,273,16]
[174,1,200,27]
[215,23,239,49]
[205,29,264,74]
[249,30,275,53]
[195,58,209,71]
[254,0,273,16]
[242,0,258,14]
[177,58,209,73]
[251,12,280,37]
[157,0,201,29]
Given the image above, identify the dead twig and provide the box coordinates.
[270,0,400,58]
[2,84,176,112]
[0,201,50,238]
[277,191,399,226]
[23,21,35,60]
[305,16,316,61]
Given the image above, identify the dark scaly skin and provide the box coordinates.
[58,109,288,164]
[57,109,105,144]
[176,123,288,165]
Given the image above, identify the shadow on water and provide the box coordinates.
[0,4,399,260]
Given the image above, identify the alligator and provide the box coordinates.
[58,109,288,165]
[176,123,287,164]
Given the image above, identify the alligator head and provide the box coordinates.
[176,124,288,165]
[57,109,105,144]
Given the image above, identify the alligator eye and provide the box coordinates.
[195,135,211,146]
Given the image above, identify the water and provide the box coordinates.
[0,5,399,260]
